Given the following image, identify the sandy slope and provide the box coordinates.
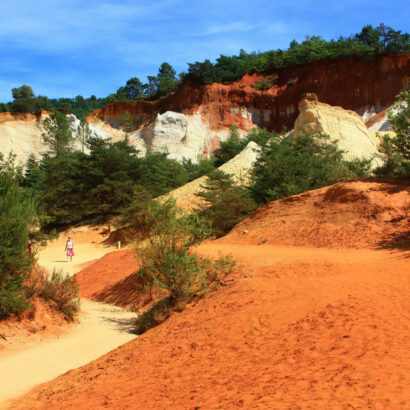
[0,226,138,407]
[6,244,409,409]
[7,179,409,409]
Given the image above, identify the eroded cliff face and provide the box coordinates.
[1,53,408,164]
[88,53,409,132]
[127,111,239,162]
[0,111,49,164]
[85,53,408,162]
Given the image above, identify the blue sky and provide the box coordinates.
[1,0,409,102]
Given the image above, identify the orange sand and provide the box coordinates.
[0,297,70,357]
[7,179,410,409]
[75,249,142,310]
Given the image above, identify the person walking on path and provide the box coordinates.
[65,236,75,262]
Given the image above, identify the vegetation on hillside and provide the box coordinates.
[0,155,37,318]
[196,170,256,237]
[1,26,408,321]
[1,24,408,118]
[0,154,79,320]
[25,269,80,321]
[24,113,216,227]
[374,87,410,177]
[132,198,235,334]
[249,133,370,204]
[186,24,409,84]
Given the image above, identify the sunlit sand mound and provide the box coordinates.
[220,178,410,249]
[162,141,260,209]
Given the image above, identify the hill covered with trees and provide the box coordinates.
[1,24,408,119]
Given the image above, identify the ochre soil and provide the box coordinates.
[7,179,410,409]
[75,249,143,311]
[0,297,70,357]
[221,178,410,249]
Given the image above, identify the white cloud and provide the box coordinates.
[189,21,257,37]
[0,0,174,52]
[264,22,288,35]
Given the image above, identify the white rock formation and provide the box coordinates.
[66,114,124,142]
[0,108,239,166]
[127,111,238,163]
[0,114,48,164]
[294,94,382,166]
[0,113,129,165]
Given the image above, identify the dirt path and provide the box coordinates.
[0,227,137,407]
[0,300,137,406]
[37,225,118,277]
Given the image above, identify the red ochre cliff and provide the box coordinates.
[87,53,409,133]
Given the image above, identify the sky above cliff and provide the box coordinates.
[1,0,409,102]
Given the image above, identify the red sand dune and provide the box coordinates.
[221,178,410,249]
[8,179,410,409]
[74,249,143,311]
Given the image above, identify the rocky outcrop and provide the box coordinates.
[126,111,239,162]
[0,112,49,164]
[0,112,117,165]
[85,53,408,162]
[293,93,382,165]
[66,114,125,143]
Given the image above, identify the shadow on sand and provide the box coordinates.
[102,316,138,335]
[376,230,410,257]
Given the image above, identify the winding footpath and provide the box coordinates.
[0,230,138,407]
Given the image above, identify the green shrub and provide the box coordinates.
[374,88,410,177]
[213,127,273,168]
[196,170,256,237]
[135,199,210,298]
[135,252,235,334]
[213,126,246,167]
[135,296,175,334]
[135,199,235,302]
[251,78,274,90]
[33,269,80,321]
[182,157,216,181]
[249,133,360,204]
[116,186,153,237]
